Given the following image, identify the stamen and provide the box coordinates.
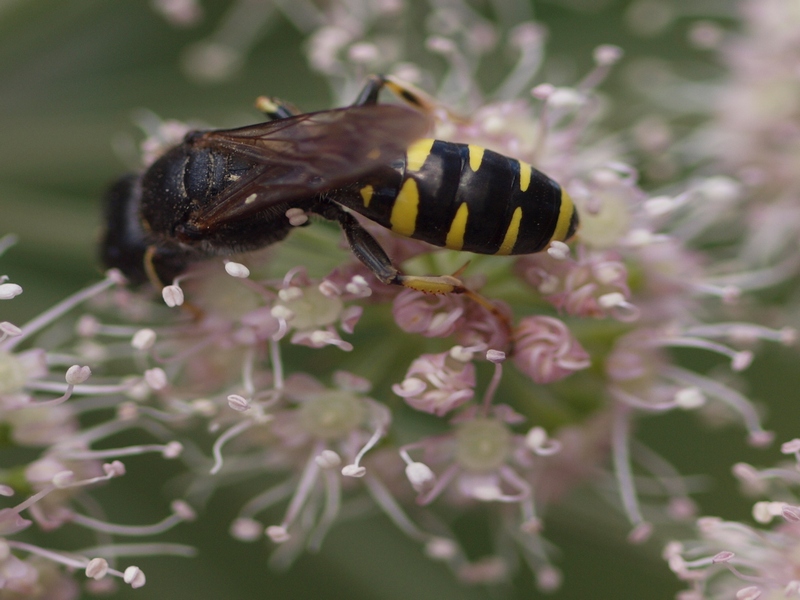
[131,328,157,350]
[418,464,459,505]
[493,22,545,100]
[270,338,284,391]
[7,540,146,588]
[363,474,428,541]
[272,447,323,537]
[481,354,504,414]
[228,394,250,412]
[285,208,308,227]
[123,566,146,588]
[578,44,623,91]
[224,261,250,278]
[161,284,184,307]
[682,323,797,347]
[0,233,18,255]
[342,403,388,477]
[71,501,194,536]
[0,321,21,343]
[664,366,773,446]
[3,274,118,351]
[210,420,255,474]
[657,336,753,371]
[611,403,650,539]
[547,241,570,260]
[525,427,562,456]
[56,442,183,461]
[404,461,436,493]
[0,282,23,299]
[238,480,296,520]
[230,518,263,541]
[704,253,800,293]
[307,467,341,550]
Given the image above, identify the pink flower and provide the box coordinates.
[512,316,590,384]
[516,249,636,321]
[393,349,476,416]
[393,289,466,338]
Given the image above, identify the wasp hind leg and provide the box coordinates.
[332,207,512,330]
[314,202,464,294]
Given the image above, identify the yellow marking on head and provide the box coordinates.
[551,188,575,242]
[445,203,469,250]
[360,185,374,208]
[495,207,523,255]
[406,139,434,172]
[367,148,381,160]
[390,178,420,237]
[518,161,532,192]
[467,145,485,172]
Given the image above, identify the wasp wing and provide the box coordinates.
[189,104,431,228]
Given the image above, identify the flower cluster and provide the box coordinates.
[0,238,195,596]
[659,1,800,598]
[4,0,799,596]
[665,440,800,600]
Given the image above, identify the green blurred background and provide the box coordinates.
[3,1,798,598]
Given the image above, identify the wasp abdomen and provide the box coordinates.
[346,139,578,256]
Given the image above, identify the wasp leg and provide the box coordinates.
[339,208,513,330]
[352,74,464,122]
[143,246,164,290]
[314,202,465,294]
[318,202,513,333]
[254,96,303,120]
[352,74,439,112]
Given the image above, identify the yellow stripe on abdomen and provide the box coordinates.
[467,145,485,172]
[390,178,420,237]
[518,161,532,192]
[406,139,435,172]
[550,188,575,242]
[445,203,470,250]
[495,207,523,255]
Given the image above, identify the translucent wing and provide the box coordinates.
[189,104,431,228]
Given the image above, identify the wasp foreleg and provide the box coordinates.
[254,96,303,120]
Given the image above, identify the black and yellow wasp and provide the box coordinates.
[100,75,578,295]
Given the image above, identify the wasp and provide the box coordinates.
[100,76,578,297]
